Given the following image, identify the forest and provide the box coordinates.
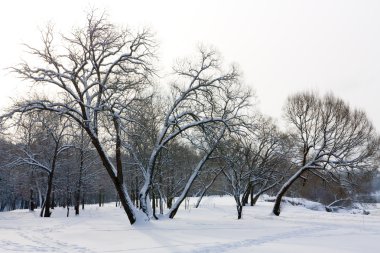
[0,10,379,226]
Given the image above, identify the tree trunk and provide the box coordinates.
[135,177,139,208]
[242,182,251,206]
[249,184,254,206]
[98,189,103,207]
[195,188,207,208]
[40,201,45,217]
[81,192,85,210]
[44,148,58,217]
[88,130,137,224]
[252,178,283,206]
[115,194,119,207]
[43,172,54,217]
[167,197,173,209]
[112,180,137,224]
[29,189,35,211]
[195,169,222,208]
[152,191,158,219]
[168,168,200,218]
[152,193,155,214]
[37,187,42,208]
[237,205,243,219]
[273,169,305,216]
[157,187,164,215]
[234,195,243,219]
[168,147,215,219]
[74,188,80,215]
[251,193,260,206]
[75,147,84,215]
[51,189,55,209]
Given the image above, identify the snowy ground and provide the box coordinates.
[0,196,379,253]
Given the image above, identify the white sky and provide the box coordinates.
[1,0,380,130]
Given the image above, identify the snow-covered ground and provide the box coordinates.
[0,196,379,253]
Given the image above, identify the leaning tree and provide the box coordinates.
[272,92,379,216]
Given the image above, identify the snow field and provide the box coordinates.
[0,196,379,253]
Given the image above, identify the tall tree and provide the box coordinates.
[6,11,155,224]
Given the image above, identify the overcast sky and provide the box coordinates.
[1,0,379,129]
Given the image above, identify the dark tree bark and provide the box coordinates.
[75,195,80,215]
[98,189,102,207]
[251,193,260,206]
[43,172,54,217]
[151,191,158,220]
[251,178,283,206]
[51,189,55,209]
[75,141,84,215]
[81,193,85,210]
[29,189,35,211]
[167,197,173,209]
[273,170,304,216]
[235,196,243,219]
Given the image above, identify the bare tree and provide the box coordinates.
[5,11,155,224]
[272,92,379,216]
[194,167,223,208]
[219,135,252,219]
[9,112,72,217]
[123,47,252,218]
[71,126,98,215]
[217,116,289,219]
[241,117,288,207]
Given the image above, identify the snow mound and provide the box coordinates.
[262,195,325,211]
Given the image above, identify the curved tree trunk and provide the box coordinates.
[139,147,161,218]
[273,168,306,216]
[195,188,207,209]
[168,149,213,219]
[168,129,225,219]
[89,132,138,224]
[251,193,260,206]
[252,177,284,206]
[139,184,153,218]
[168,162,205,218]
[242,182,252,206]
[167,177,196,219]
[113,180,137,223]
